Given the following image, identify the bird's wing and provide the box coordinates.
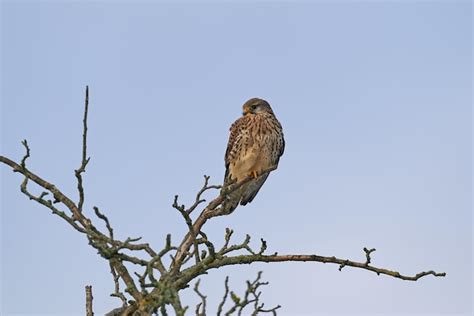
[224,116,246,185]
[279,135,285,158]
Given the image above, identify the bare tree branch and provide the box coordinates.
[363,247,376,265]
[94,206,114,240]
[177,249,445,289]
[75,85,91,213]
[85,285,94,316]
[193,279,206,316]
[188,175,221,215]
[173,195,201,265]
[217,276,230,316]
[20,139,30,168]
[215,272,280,316]
[1,152,91,228]
[1,86,447,315]
[171,166,278,274]
[109,263,128,307]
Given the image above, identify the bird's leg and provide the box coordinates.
[249,170,259,179]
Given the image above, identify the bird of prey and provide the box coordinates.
[223,98,285,212]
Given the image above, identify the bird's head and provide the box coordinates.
[242,98,274,116]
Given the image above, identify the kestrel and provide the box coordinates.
[223,98,285,212]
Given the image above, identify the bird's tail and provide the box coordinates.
[239,174,269,205]
[221,185,244,214]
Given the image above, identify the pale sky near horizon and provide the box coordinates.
[1,1,472,315]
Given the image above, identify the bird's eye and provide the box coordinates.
[251,104,258,110]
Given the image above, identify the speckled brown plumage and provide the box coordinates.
[223,98,284,211]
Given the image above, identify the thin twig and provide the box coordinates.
[109,263,128,307]
[75,86,91,213]
[173,195,201,265]
[217,276,230,316]
[193,279,207,316]
[94,206,114,240]
[363,247,376,265]
[85,285,94,316]
[221,272,280,316]
[20,139,30,169]
[187,175,221,214]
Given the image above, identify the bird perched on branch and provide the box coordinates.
[223,98,285,212]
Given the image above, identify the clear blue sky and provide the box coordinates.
[1,1,472,315]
